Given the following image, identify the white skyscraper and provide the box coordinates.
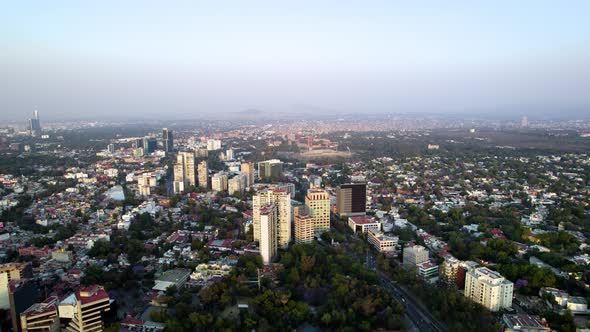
[259,204,278,265]
[253,185,292,249]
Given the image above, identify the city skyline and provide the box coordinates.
[1,1,590,121]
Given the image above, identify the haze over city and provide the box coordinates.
[2,1,590,121]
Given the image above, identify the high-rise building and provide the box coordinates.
[225,149,234,160]
[402,245,429,270]
[142,137,157,154]
[336,183,366,217]
[162,128,174,152]
[173,152,196,193]
[0,263,32,309]
[138,173,157,196]
[228,174,246,195]
[198,160,208,189]
[28,110,41,136]
[305,188,331,234]
[20,296,60,332]
[294,206,314,244]
[257,159,283,181]
[211,172,228,192]
[240,162,255,188]
[207,139,222,151]
[464,267,513,311]
[59,285,111,332]
[253,185,291,249]
[259,204,278,265]
[521,116,529,128]
[107,144,115,154]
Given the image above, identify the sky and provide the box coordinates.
[1,1,589,121]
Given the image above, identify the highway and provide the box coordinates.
[359,245,448,332]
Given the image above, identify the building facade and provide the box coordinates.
[402,245,429,270]
[336,183,366,217]
[173,152,196,193]
[253,186,291,249]
[259,204,278,265]
[464,267,513,312]
[305,189,331,234]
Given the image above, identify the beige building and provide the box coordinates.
[138,172,157,196]
[367,229,398,252]
[464,267,513,311]
[305,189,331,234]
[198,160,208,189]
[240,162,255,188]
[228,174,246,195]
[173,152,196,193]
[253,186,292,248]
[20,296,60,332]
[211,173,228,192]
[402,245,429,270]
[294,206,314,244]
[0,263,31,309]
[59,285,111,332]
[259,204,278,265]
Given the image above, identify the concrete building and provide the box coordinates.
[198,160,208,189]
[207,139,222,151]
[417,260,439,283]
[367,229,398,252]
[225,149,234,160]
[228,175,246,195]
[240,162,255,188]
[348,215,380,234]
[257,159,283,181]
[336,183,366,217]
[402,245,429,270]
[211,172,228,192]
[0,263,32,309]
[9,280,39,332]
[305,189,331,234]
[253,186,291,249]
[259,204,278,265]
[59,285,111,332]
[153,269,191,291]
[20,296,60,332]
[441,256,467,288]
[464,267,513,312]
[138,172,157,196]
[162,128,174,152]
[294,206,314,244]
[173,152,197,193]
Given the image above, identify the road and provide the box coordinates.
[353,241,448,332]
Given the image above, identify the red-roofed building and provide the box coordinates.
[348,215,380,234]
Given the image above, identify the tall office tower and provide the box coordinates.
[28,110,41,136]
[211,172,228,192]
[0,263,32,309]
[464,267,514,311]
[133,138,144,149]
[253,185,292,248]
[198,160,208,189]
[240,162,255,187]
[225,148,234,160]
[173,152,196,193]
[336,183,367,217]
[162,128,174,152]
[228,174,246,195]
[207,139,222,151]
[20,296,60,332]
[9,279,39,332]
[59,285,111,332]
[294,206,314,244]
[142,137,157,154]
[107,144,115,153]
[257,159,283,181]
[305,188,331,234]
[402,245,429,270]
[259,204,278,264]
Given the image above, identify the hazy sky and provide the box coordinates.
[1,1,589,121]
